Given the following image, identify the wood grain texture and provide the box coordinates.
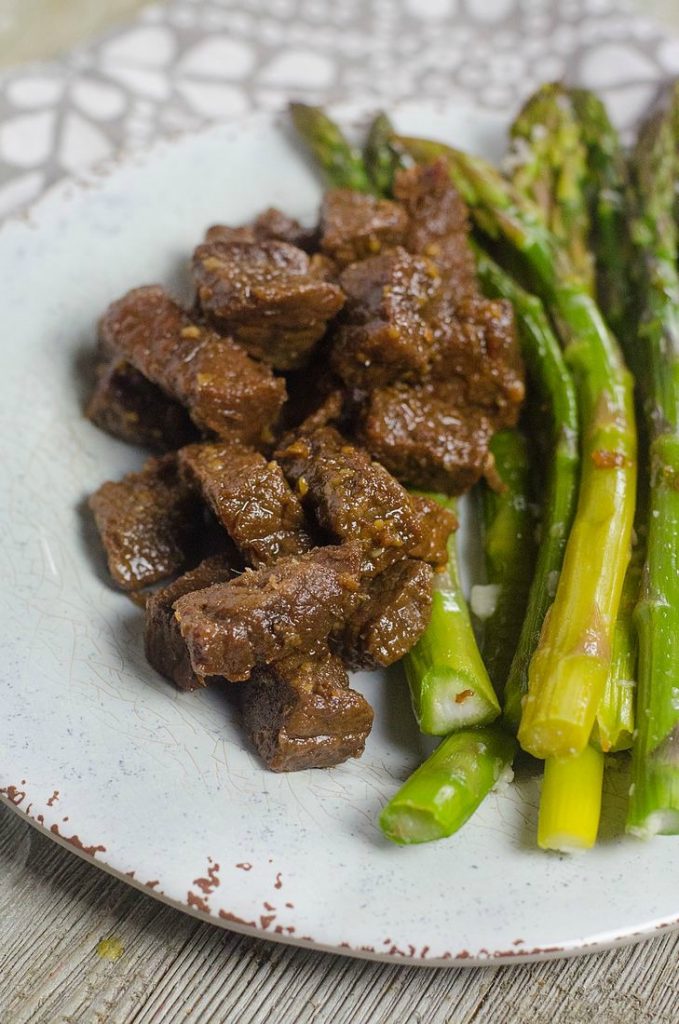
[1,804,677,1024]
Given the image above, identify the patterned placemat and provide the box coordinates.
[0,0,678,217]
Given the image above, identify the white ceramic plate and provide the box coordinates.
[1,103,677,967]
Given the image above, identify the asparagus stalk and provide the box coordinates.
[567,88,631,343]
[405,495,501,735]
[289,102,374,193]
[592,536,641,754]
[537,745,605,851]
[380,726,516,844]
[396,134,637,760]
[626,88,679,837]
[507,82,595,291]
[364,112,402,197]
[474,249,579,731]
[477,429,536,700]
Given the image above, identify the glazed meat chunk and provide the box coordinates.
[276,426,453,573]
[393,159,478,301]
[205,207,316,251]
[192,239,344,369]
[330,248,442,389]
[89,453,198,591]
[86,358,197,451]
[99,285,286,447]
[360,381,494,495]
[178,442,313,567]
[319,189,408,267]
[144,553,239,691]
[241,649,374,771]
[174,543,363,681]
[339,559,434,671]
[430,295,525,425]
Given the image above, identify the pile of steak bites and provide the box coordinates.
[87,159,524,772]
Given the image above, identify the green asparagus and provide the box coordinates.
[474,249,580,731]
[627,86,679,836]
[289,102,374,192]
[568,87,631,343]
[405,495,501,735]
[478,429,536,700]
[364,112,402,197]
[507,82,595,291]
[380,727,516,844]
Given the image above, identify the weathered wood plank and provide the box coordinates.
[1,805,677,1024]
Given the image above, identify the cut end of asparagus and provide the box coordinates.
[627,810,679,839]
[416,667,500,735]
[379,728,517,845]
[379,806,448,845]
[537,747,604,852]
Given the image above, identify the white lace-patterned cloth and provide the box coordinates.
[0,0,678,217]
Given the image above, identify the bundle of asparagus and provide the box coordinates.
[291,81,679,849]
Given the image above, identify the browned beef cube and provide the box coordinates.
[99,285,286,446]
[174,543,363,681]
[276,425,450,573]
[393,159,477,302]
[178,442,313,567]
[330,248,441,389]
[360,382,494,495]
[205,208,316,251]
[319,189,408,267]
[241,649,373,771]
[408,494,456,569]
[430,295,524,425]
[86,358,197,451]
[144,554,238,690]
[192,240,344,369]
[88,453,198,591]
[339,559,433,671]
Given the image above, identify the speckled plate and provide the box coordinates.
[1,103,677,967]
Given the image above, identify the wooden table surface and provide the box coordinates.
[1,803,677,1024]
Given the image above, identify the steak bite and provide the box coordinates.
[192,239,345,369]
[88,453,198,591]
[178,442,313,567]
[174,542,363,681]
[360,381,494,494]
[330,248,442,390]
[241,648,373,771]
[276,425,451,572]
[430,295,525,425]
[393,159,478,301]
[319,189,408,268]
[206,207,316,251]
[86,358,197,451]
[339,559,434,671]
[99,285,286,447]
[408,494,456,569]
[144,553,239,691]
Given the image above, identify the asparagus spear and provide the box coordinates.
[474,249,579,731]
[477,429,536,700]
[380,726,516,844]
[289,102,374,193]
[507,82,595,291]
[537,745,605,851]
[396,134,637,761]
[626,87,679,837]
[405,495,501,735]
[567,87,631,343]
[364,112,402,197]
